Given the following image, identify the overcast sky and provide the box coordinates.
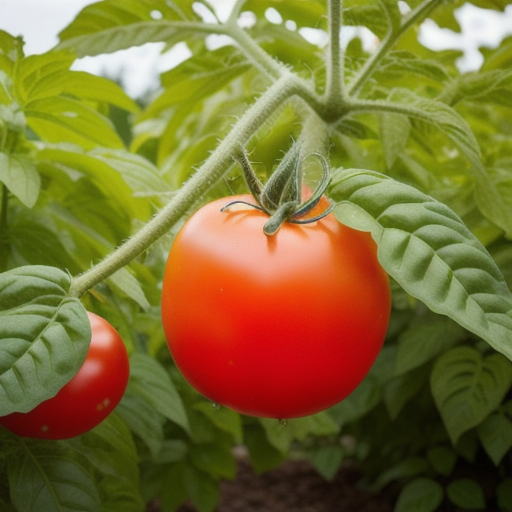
[1,1,512,97]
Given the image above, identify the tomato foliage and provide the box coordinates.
[1,1,512,511]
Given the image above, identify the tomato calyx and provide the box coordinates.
[223,142,334,235]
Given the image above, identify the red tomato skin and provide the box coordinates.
[161,195,391,419]
[0,312,129,439]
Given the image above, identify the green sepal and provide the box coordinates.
[232,141,333,235]
[260,141,302,211]
[263,201,299,236]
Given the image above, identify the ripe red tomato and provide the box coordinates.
[161,195,391,419]
[0,312,130,439]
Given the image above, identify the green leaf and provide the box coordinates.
[384,366,428,420]
[444,69,512,108]
[127,353,189,432]
[477,412,512,466]
[388,91,512,235]
[36,144,153,222]
[244,421,287,474]
[184,465,220,512]
[57,0,204,57]
[431,346,512,444]
[13,50,138,113]
[394,477,444,512]
[343,4,389,39]
[481,35,512,72]
[152,439,188,464]
[0,265,90,415]
[108,268,150,310]
[395,314,466,376]
[332,169,512,361]
[0,153,40,208]
[0,29,23,70]
[116,392,165,457]
[328,373,382,425]
[14,51,75,104]
[8,441,101,512]
[398,92,483,172]
[426,445,458,477]
[189,442,236,480]
[63,413,144,512]
[58,19,203,58]
[380,112,410,169]
[446,478,486,510]
[243,0,326,30]
[378,51,451,84]
[336,118,377,140]
[497,478,512,512]
[372,457,429,490]
[0,102,26,132]
[143,47,250,120]
[472,166,512,238]
[193,401,243,444]
[141,461,188,512]
[309,445,344,481]
[259,412,338,453]
[55,71,140,113]
[88,148,170,198]
[378,0,402,34]
[25,97,124,149]
[5,209,78,271]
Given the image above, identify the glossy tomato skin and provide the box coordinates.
[0,312,130,439]
[161,195,391,419]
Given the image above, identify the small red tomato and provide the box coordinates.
[0,312,130,439]
[161,195,391,419]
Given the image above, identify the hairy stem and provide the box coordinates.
[325,0,345,108]
[229,23,285,80]
[69,74,302,297]
[347,0,444,96]
[347,97,431,117]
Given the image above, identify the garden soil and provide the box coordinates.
[148,456,398,512]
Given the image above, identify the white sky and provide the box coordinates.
[1,1,512,98]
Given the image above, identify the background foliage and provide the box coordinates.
[1,1,512,511]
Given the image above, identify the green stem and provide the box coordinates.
[346,0,444,97]
[227,0,246,25]
[325,0,345,108]
[346,96,445,122]
[228,23,285,80]
[69,74,301,298]
[225,8,327,115]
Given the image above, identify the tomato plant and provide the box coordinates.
[0,312,129,440]
[161,194,391,419]
[2,1,512,511]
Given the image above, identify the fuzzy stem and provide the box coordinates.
[229,23,285,79]
[347,0,444,96]
[325,0,345,107]
[69,74,301,297]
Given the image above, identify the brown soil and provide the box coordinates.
[170,457,397,512]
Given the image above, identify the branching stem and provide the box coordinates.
[347,0,445,96]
